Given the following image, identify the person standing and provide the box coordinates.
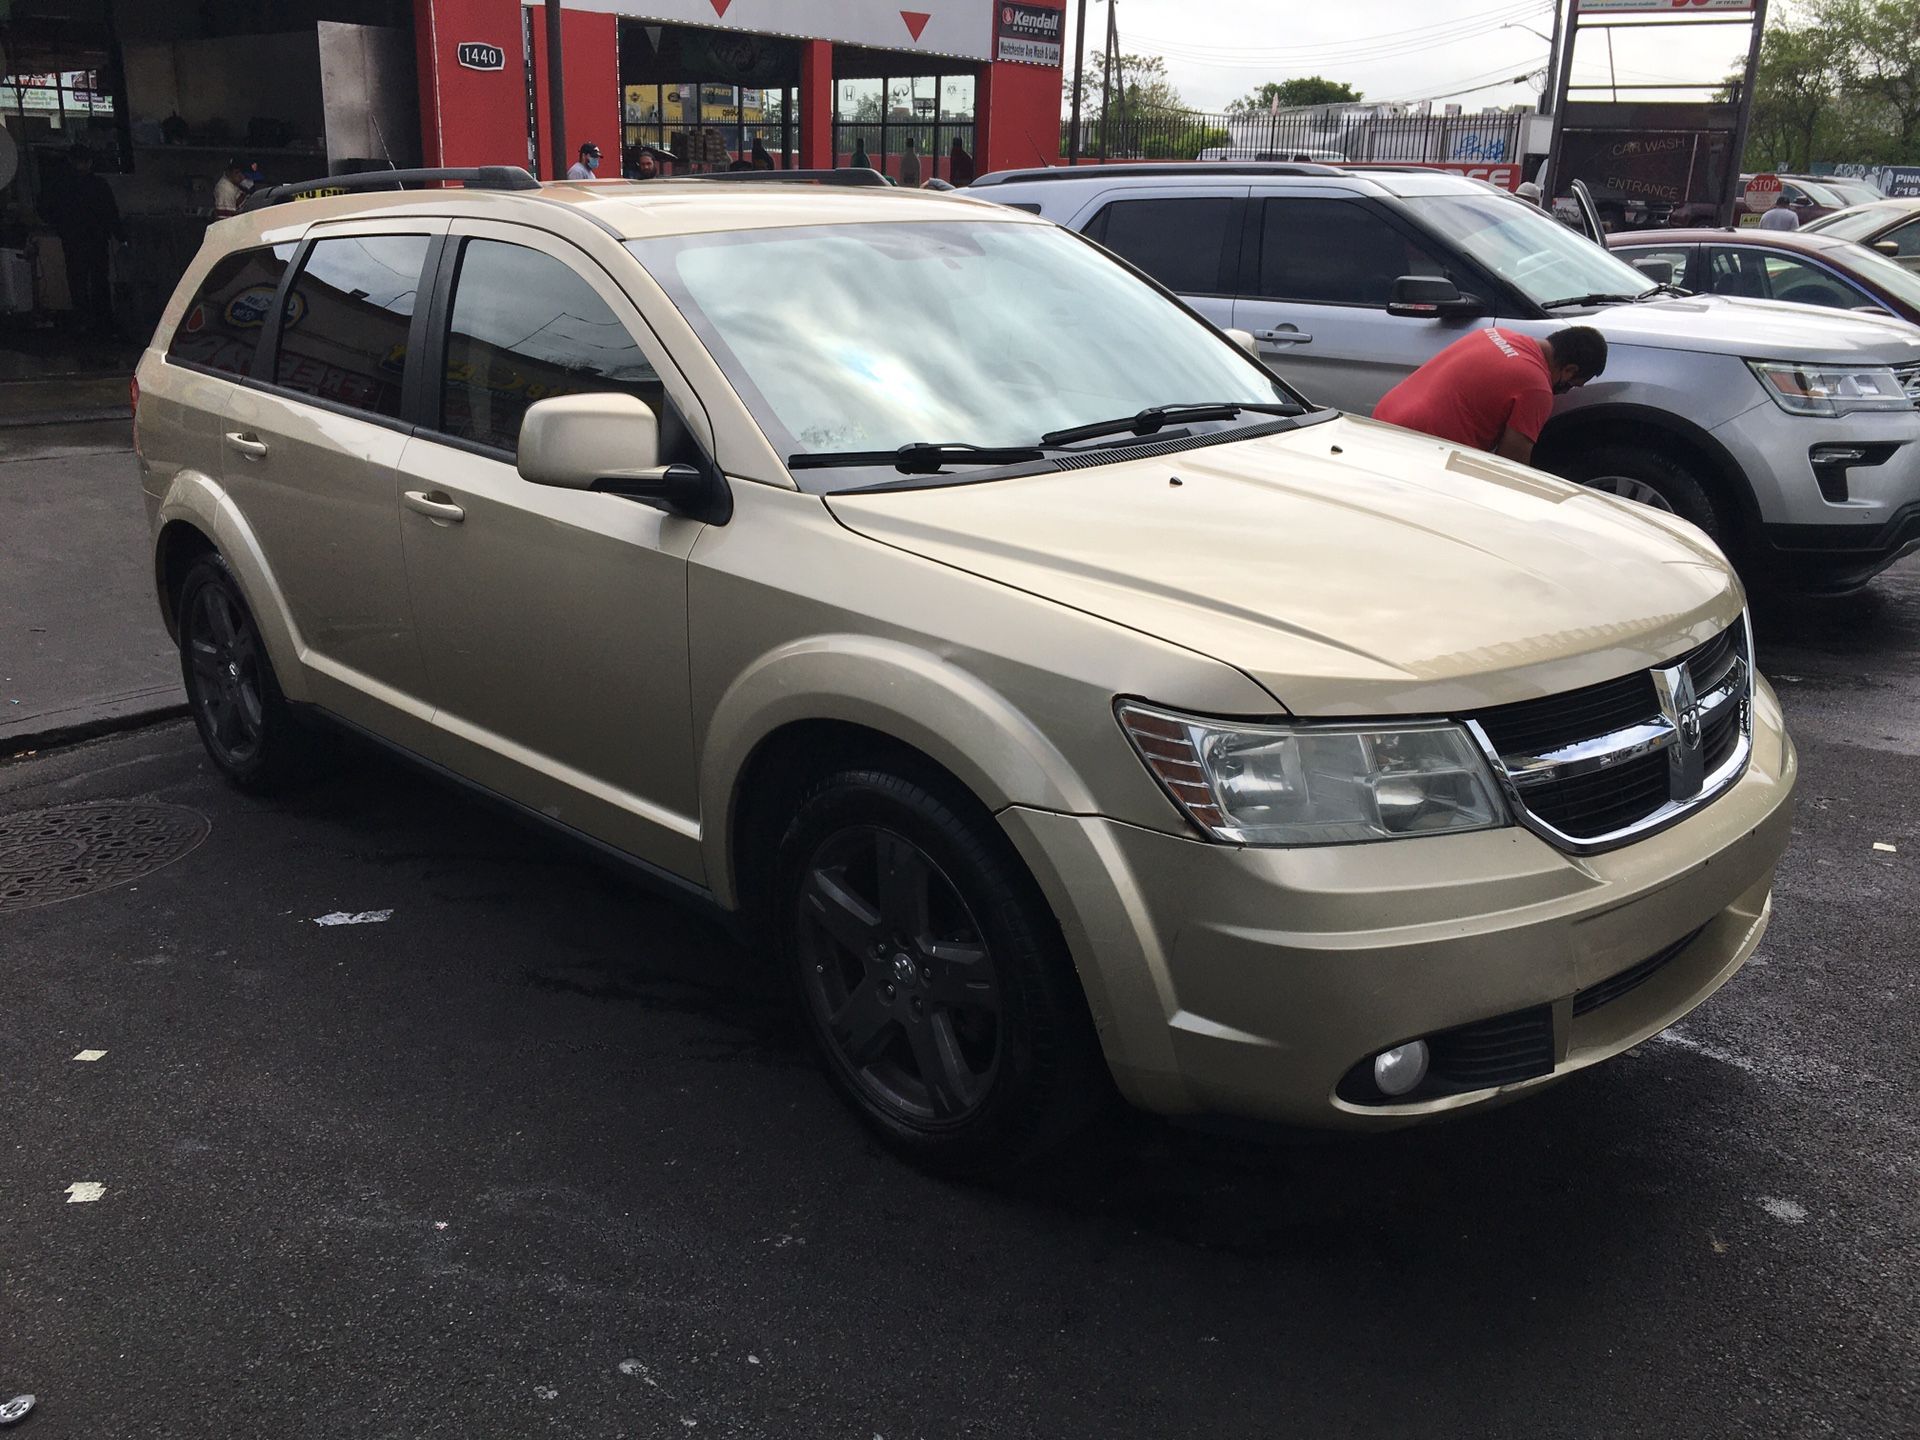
[566,142,603,180]
[1757,192,1800,231]
[900,137,922,189]
[1372,325,1608,465]
[44,145,122,336]
[212,158,247,219]
[948,137,974,187]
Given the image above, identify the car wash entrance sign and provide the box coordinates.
[1546,0,1770,228]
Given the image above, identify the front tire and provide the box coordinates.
[772,767,1110,1177]
[176,553,316,792]
[1558,443,1725,541]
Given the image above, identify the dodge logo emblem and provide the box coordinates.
[1654,662,1706,801]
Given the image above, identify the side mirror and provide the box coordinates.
[518,393,725,520]
[1386,275,1483,318]
[1226,327,1259,356]
[1631,258,1675,285]
[1873,239,1901,257]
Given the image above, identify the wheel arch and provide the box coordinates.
[1533,403,1762,542]
[153,472,312,703]
[702,637,1100,914]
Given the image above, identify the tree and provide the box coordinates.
[1845,0,1920,157]
[1063,53,1188,121]
[1227,78,1364,115]
[1738,21,1851,170]
[1735,0,1920,168]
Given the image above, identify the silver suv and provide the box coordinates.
[974,164,1920,593]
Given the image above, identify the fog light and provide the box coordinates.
[1372,1040,1430,1097]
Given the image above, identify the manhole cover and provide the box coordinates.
[0,803,210,914]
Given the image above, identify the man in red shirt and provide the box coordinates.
[1373,326,1607,464]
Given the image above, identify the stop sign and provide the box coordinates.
[1744,173,1783,209]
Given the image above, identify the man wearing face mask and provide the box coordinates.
[566,142,603,180]
[1372,325,1607,465]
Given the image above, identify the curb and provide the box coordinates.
[0,407,129,429]
[3,704,191,760]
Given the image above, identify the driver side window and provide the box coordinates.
[1256,197,1451,307]
[437,238,697,463]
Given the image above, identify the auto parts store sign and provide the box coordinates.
[1575,2,1753,11]
[996,4,1063,65]
[548,2,995,61]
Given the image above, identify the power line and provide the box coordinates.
[1121,1,1551,67]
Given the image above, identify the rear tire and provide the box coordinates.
[771,766,1112,1178]
[176,553,318,793]
[1558,443,1726,542]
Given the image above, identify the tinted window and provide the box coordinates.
[1884,217,1920,260]
[1706,248,1867,309]
[1257,198,1450,305]
[274,235,429,419]
[440,239,660,455]
[1089,198,1235,294]
[166,244,295,377]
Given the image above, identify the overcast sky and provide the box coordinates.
[1078,0,1766,114]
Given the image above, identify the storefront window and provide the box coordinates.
[834,70,975,182]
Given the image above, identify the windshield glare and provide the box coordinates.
[626,222,1296,478]
[1406,193,1655,306]
[1809,205,1897,242]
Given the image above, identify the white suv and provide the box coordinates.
[974,163,1920,593]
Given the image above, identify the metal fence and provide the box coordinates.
[1063,108,1527,167]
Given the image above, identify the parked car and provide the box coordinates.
[1609,227,1920,326]
[1791,174,1885,208]
[1733,174,1850,227]
[1805,197,1920,277]
[970,163,1920,593]
[139,165,1795,1173]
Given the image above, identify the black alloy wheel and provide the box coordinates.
[774,767,1112,1176]
[796,824,1002,1124]
[184,576,267,767]
[175,554,315,791]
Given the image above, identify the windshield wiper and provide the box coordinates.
[1540,292,1639,310]
[1040,401,1302,448]
[1636,282,1693,299]
[788,441,1047,475]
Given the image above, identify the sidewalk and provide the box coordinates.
[0,418,184,753]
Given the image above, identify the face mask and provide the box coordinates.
[585,156,600,172]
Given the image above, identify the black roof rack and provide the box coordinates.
[647,167,891,187]
[242,165,540,211]
[968,161,1343,187]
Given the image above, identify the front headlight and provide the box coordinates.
[1117,702,1509,846]
[1749,360,1910,417]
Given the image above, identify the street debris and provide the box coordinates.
[72,1049,106,1062]
[0,1394,35,1426]
[1758,1197,1808,1225]
[1872,841,1897,853]
[64,1182,105,1203]
[533,1386,558,1402]
[312,909,394,926]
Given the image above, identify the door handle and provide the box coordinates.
[224,431,269,459]
[403,490,465,523]
[1255,327,1313,345]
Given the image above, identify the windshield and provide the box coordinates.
[1830,239,1920,312]
[1808,204,1901,242]
[626,221,1299,483]
[1790,179,1848,207]
[1818,180,1883,207]
[1403,193,1656,307]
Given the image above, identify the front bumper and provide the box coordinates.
[1713,399,1920,590]
[1000,679,1797,1128]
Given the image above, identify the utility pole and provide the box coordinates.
[545,0,568,180]
[1541,0,1564,116]
[1100,0,1117,159]
[1069,0,1089,164]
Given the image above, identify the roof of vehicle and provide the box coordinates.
[967,163,1491,199]
[213,175,1036,247]
[1608,227,1868,256]
[1807,196,1920,229]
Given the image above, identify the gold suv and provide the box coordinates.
[137,167,1797,1174]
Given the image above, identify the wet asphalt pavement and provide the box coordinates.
[1,565,1916,1440]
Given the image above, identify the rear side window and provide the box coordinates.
[1256,197,1451,306]
[274,235,431,420]
[166,244,295,377]
[1087,197,1237,294]
[438,238,660,455]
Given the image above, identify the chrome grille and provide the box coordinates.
[1466,615,1755,853]
[1898,362,1920,408]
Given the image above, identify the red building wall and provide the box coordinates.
[528,9,622,179]
[413,0,528,170]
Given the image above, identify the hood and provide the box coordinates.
[825,416,1742,716]
[1584,292,1920,362]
